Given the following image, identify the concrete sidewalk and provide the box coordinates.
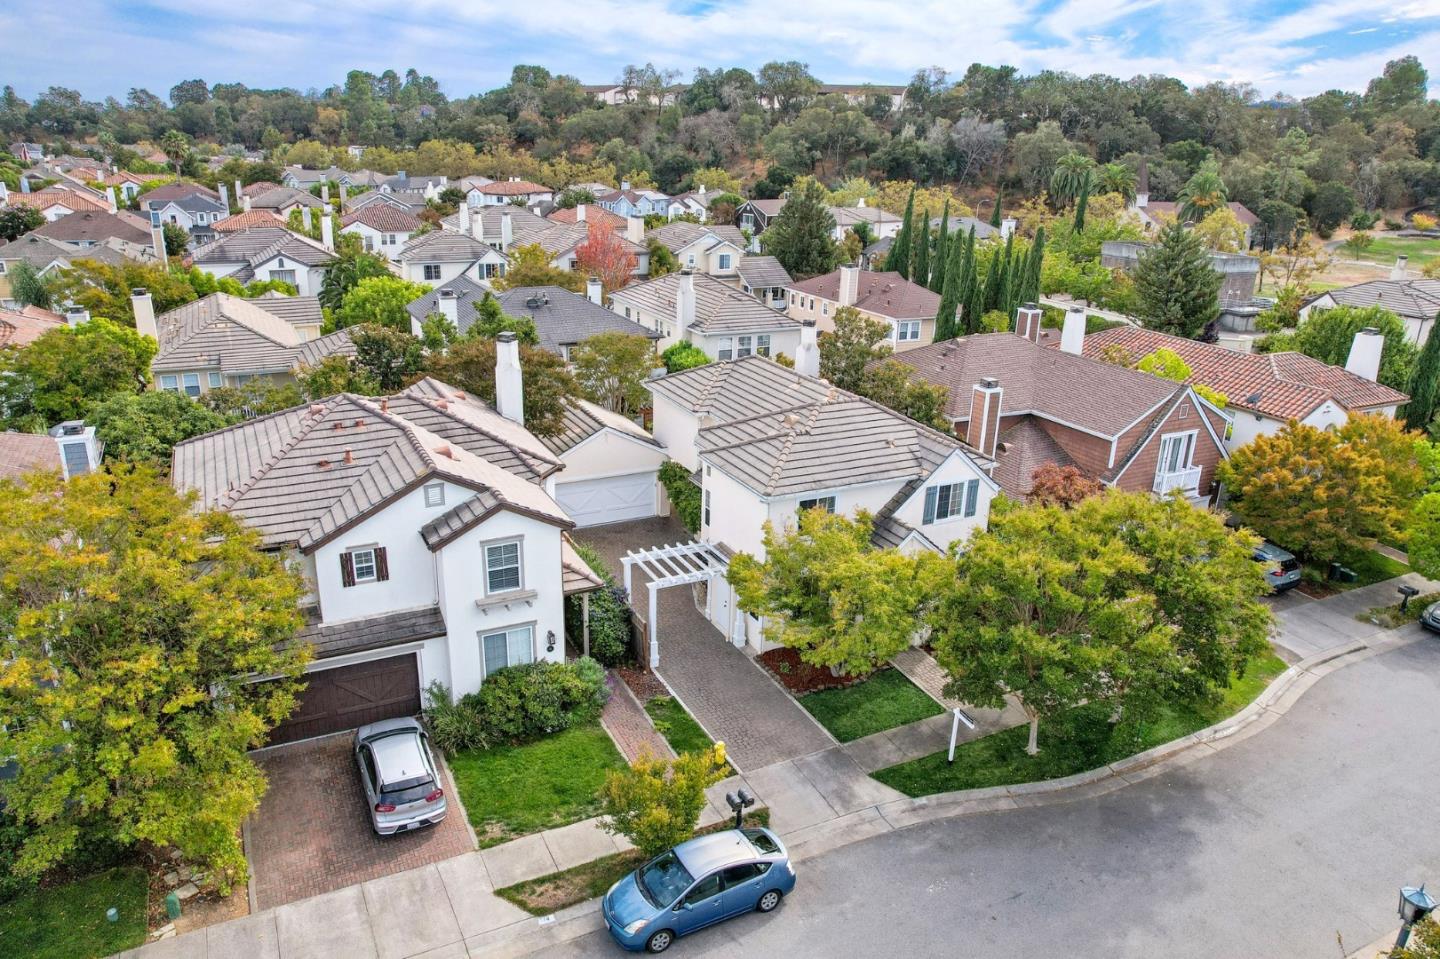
[1272,572,1438,661]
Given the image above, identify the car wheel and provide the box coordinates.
[757,890,782,913]
[645,929,674,953]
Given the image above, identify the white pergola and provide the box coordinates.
[621,541,730,667]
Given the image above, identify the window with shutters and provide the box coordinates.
[341,546,388,587]
[922,479,980,523]
[484,539,522,594]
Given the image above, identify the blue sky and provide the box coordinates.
[2,0,1438,102]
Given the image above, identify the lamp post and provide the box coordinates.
[1396,884,1437,951]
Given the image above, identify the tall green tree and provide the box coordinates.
[0,319,157,430]
[911,213,931,289]
[889,187,915,279]
[935,225,968,340]
[8,259,54,309]
[0,205,43,242]
[818,305,892,391]
[1049,152,1096,205]
[989,190,1003,228]
[1177,159,1228,223]
[90,390,231,466]
[570,331,660,414]
[762,178,839,279]
[1133,221,1221,338]
[317,245,391,312]
[1406,313,1440,432]
[981,236,1005,313]
[962,234,985,335]
[1073,177,1090,232]
[929,200,951,294]
[0,467,308,887]
[1019,227,1045,306]
[334,275,431,331]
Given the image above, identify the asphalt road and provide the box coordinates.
[550,632,1440,959]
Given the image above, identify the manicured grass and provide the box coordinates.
[1305,549,1410,592]
[448,723,628,848]
[644,696,714,756]
[873,652,1288,797]
[496,810,771,916]
[1351,235,1440,269]
[798,668,943,743]
[0,867,148,959]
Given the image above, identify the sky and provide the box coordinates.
[2,0,1439,103]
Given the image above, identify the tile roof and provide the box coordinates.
[1078,326,1409,420]
[4,189,109,213]
[32,211,149,246]
[149,192,226,214]
[831,206,902,228]
[1140,200,1259,227]
[478,180,550,196]
[238,181,281,198]
[142,182,220,204]
[190,227,334,281]
[294,605,447,660]
[736,256,793,290]
[0,432,60,478]
[394,377,565,480]
[644,222,746,255]
[494,286,661,354]
[396,229,494,263]
[547,206,627,230]
[341,205,423,233]
[0,233,84,268]
[1312,279,1440,322]
[152,293,353,375]
[248,186,324,211]
[440,207,551,246]
[172,384,570,551]
[213,210,287,233]
[788,269,940,320]
[351,189,427,213]
[250,292,325,329]
[610,272,800,336]
[561,535,607,593]
[0,305,65,348]
[540,398,662,457]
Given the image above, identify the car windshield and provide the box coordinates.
[637,851,693,907]
[742,828,780,855]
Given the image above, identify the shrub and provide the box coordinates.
[563,540,634,667]
[1385,218,1407,231]
[599,751,725,857]
[423,659,609,753]
[1350,210,1379,230]
[661,341,710,374]
[1414,213,1438,232]
[659,460,701,533]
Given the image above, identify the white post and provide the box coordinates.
[622,555,633,601]
[582,592,591,660]
[946,706,977,764]
[647,583,660,668]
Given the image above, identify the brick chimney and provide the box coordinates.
[795,319,820,377]
[965,378,1003,458]
[1060,306,1086,355]
[838,265,860,307]
[1015,303,1043,343]
[676,269,696,340]
[495,331,524,425]
[1345,327,1384,382]
[131,288,157,340]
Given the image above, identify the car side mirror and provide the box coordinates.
[677,902,692,912]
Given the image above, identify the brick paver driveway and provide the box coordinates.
[577,517,835,771]
[247,732,473,910]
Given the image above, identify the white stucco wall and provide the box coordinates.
[402,260,484,288]
[1225,401,1348,452]
[341,222,412,262]
[699,464,770,558]
[249,256,326,296]
[546,430,668,489]
[890,451,995,551]
[650,394,702,472]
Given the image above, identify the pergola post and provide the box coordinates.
[622,555,633,601]
[647,582,660,668]
[581,591,590,659]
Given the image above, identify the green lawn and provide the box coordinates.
[1306,549,1410,591]
[644,696,714,756]
[1352,235,1440,270]
[448,723,628,848]
[873,652,1288,796]
[0,867,148,959]
[799,668,943,743]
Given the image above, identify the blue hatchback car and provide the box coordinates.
[602,827,796,953]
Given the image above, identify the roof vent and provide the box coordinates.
[525,296,543,309]
[316,458,332,469]
[332,421,344,431]
[782,413,800,427]
[342,447,353,464]
[380,398,389,412]
[435,444,454,459]
[353,418,365,428]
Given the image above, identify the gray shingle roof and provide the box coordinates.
[248,186,324,210]
[1312,279,1440,322]
[191,228,334,276]
[495,286,661,354]
[0,234,83,268]
[789,269,940,320]
[611,272,799,336]
[32,211,150,246]
[440,207,553,247]
[251,292,325,329]
[294,605,447,660]
[736,256,793,290]
[152,293,353,375]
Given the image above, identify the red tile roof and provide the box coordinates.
[0,306,65,348]
[789,269,940,320]
[4,189,109,213]
[213,210,288,233]
[547,206,626,230]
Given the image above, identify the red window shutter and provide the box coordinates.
[375,546,389,582]
[340,551,355,587]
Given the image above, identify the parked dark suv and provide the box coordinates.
[1254,542,1302,593]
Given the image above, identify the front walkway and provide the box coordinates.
[577,517,836,772]
[599,671,675,764]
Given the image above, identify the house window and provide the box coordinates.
[1158,432,1196,473]
[624,307,632,319]
[717,338,734,361]
[181,373,201,398]
[737,335,754,358]
[756,334,771,357]
[789,292,796,305]
[703,489,711,526]
[897,320,922,342]
[686,255,696,266]
[482,262,502,278]
[481,625,534,677]
[363,235,375,251]
[270,269,297,285]
[798,495,836,513]
[923,479,980,523]
[159,374,179,392]
[423,483,445,507]
[718,253,732,270]
[341,546,388,587]
[485,539,523,593]
[207,372,222,388]
[423,264,442,281]
[383,233,396,245]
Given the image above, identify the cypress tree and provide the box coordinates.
[890,188,915,279]
[935,221,967,340]
[990,190,1003,228]
[987,233,1013,314]
[929,200,951,294]
[1074,179,1090,232]
[1021,227,1045,306]
[1133,220,1222,337]
[963,248,986,335]
[1405,311,1440,431]
[912,213,931,289]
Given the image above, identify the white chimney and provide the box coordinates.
[676,269,696,340]
[795,319,820,377]
[0,181,7,202]
[301,205,313,231]
[131,288,157,340]
[856,196,866,208]
[424,181,439,201]
[19,177,30,194]
[576,203,587,222]
[233,179,243,210]
[321,182,330,204]
[587,275,603,305]
[1345,327,1384,382]
[149,220,168,268]
[1060,306,1086,355]
[1391,256,1409,281]
[1001,218,1017,240]
[242,195,252,213]
[218,182,230,214]
[838,265,860,307]
[626,216,644,245]
[1015,303,1043,343]
[621,179,631,192]
[320,211,334,252]
[339,182,348,206]
[965,378,1003,459]
[500,211,513,250]
[458,202,471,236]
[495,331,524,425]
[436,288,459,326]
[698,184,706,195]
[65,308,89,328]
[105,186,117,214]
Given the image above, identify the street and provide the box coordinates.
[546,631,1440,959]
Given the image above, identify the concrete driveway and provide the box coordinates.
[577,517,836,771]
[246,733,473,910]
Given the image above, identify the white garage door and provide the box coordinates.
[555,472,658,527]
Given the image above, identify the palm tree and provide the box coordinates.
[159,129,190,176]
[1050,152,1096,205]
[1178,160,1228,223]
[1096,162,1137,202]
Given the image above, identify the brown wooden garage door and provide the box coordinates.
[266,654,421,746]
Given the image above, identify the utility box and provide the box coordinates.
[165,892,181,920]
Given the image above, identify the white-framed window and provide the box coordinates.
[718,253,732,270]
[182,372,201,398]
[423,482,445,507]
[159,374,179,392]
[383,233,397,245]
[624,307,632,319]
[686,254,696,266]
[717,338,734,361]
[703,489,711,526]
[484,539,523,593]
[789,292,796,305]
[0,262,8,275]
[897,320,922,342]
[480,624,534,677]
[349,547,378,583]
[756,334,771,357]
[923,479,979,523]
[423,264,442,280]
[822,303,829,315]
[363,235,375,251]
[207,372,222,388]
[798,495,836,513]
[270,269,297,285]
[737,335,754,358]
[1158,432,1196,473]
[482,262,502,278]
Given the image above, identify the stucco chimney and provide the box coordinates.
[1135,159,1150,208]
[233,179,242,211]
[148,213,167,268]
[436,288,459,326]
[965,377,1003,459]
[495,331,524,425]
[320,211,334,252]
[1345,327,1384,382]
[856,196,866,208]
[301,205,313,231]
[218,182,230,214]
[626,216,645,245]
[500,211,513,250]
[19,177,30,194]
[1060,306,1086,355]
[0,181,7,202]
[105,186,117,214]
[1000,218,1017,241]
[321,182,330,204]
[339,182,348,206]
[1391,256,1409,281]
[1015,303,1043,343]
[587,276,603,305]
[242,195,252,213]
[676,269,696,340]
[838,265,860,307]
[795,319,820,377]
[458,202,471,236]
[621,179,631,192]
[65,308,89,328]
[576,203,587,222]
[131,288,157,340]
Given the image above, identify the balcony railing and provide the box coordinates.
[1153,465,1202,495]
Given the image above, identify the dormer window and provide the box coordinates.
[923,479,979,523]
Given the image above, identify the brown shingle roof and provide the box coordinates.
[0,432,60,478]
[0,306,65,348]
[788,269,940,320]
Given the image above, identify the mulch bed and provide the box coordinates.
[1296,580,1340,599]
[755,647,864,695]
[616,665,668,703]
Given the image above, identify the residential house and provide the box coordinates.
[340,205,423,261]
[595,184,671,219]
[247,291,327,339]
[146,191,228,244]
[609,270,802,361]
[349,189,428,216]
[734,255,793,311]
[213,210,289,234]
[1067,325,1409,451]
[247,185,325,218]
[0,304,66,346]
[817,83,908,109]
[546,204,628,234]
[518,221,649,278]
[891,307,1231,503]
[647,344,997,649]
[1300,275,1439,346]
[665,189,714,221]
[4,187,110,221]
[455,176,495,206]
[141,182,220,206]
[474,179,555,207]
[103,171,167,202]
[191,227,335,296]
[441,205,553,253]
[830,202,903,243]
[396,230,509,287]
[0,233,131,308]
[0,422,103,480]
[493,283,662,360]
[237,181,281,200]
[786,266,941,352]
[1129,195,1260,247]
[142,290,355,396]
[31,210,151,252]
[282,166,383,191]
[381,173,448,195]
[580,84,680,107]
[646,222,746,279]
[735,199,785,237]
[8,142,44,163]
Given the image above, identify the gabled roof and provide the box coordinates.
[494,286,661,354]
[1078,326,1408,420]
[238,181,281,198]
[250,291,325,329]
[4,189,109,214]
[788,269,940,320]
[32,211,149,246]
[540,398,663,457]
[610,272,800,336]
[736,256,793,290]
[439,207,551,246]
[396,229,495,263]
[190,228,333,281]
[351,189,427,213]
[645,222,745,255]
[1139,200,1258,227]
[478,180,550,196]
[0,305,65,347]
[0,432,61,478]
[0,233,83,268]
[172,383,569,551]
[1310,279,1440,322]
[547,206,627,230]
[150,192,226,214]
[152,293,353,375]
[394,377,565,481]
[990,419,1079,497]
[213,210,288,233]
[142,182,219,204]
[248,186,323,211]
[341,205,423,233]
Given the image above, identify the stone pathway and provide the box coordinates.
[599,671,675,764]
[891,647,961,708]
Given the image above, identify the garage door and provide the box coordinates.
[266,654,421,746]
[554,472,657,527]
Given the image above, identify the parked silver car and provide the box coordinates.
[354,717,447,835]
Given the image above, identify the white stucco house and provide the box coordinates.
[340,205,423,261]
[646,223,746,279]
[190,227,335,297]
[609,270,803,362]
[396,230,509,286]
